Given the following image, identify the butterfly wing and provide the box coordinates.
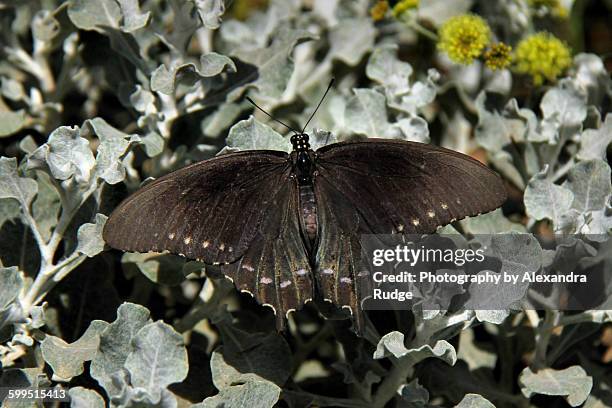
[313,139,507,331]
[103,150,292,264]
[103,150,313,330]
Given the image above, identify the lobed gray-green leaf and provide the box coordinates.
[226,116,291,152]
[454,394,496,408]
[0,157,38,209]
[197,380,281,408]
[69,387,106,408]
[374,331,457,366]
[76,213,108,257]
[90,302,152,396]
[125,321,189,401]
[519,366,592,407]
[41,320,109,382]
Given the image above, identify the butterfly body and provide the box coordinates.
[103,136,507,333]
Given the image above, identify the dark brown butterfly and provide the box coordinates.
[103,83,506,333]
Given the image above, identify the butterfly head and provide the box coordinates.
[291,133,310,152]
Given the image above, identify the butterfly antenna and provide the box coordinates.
[245,97,301,134]
[301,77,335,134]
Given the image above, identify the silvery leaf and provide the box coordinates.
[392,116,430,143]
[1,77,26,101]
[0,157,38,209]
[474,92,514,152]
[30,126,96,184]
[519,366,592,407]
[228,28,315,102]
[309,129,337,151]
[69,387,106,408]
[0,267,23,312]
[374,331,456,366]
[366,44,413,98]
[398,379,429,405]
[151,64,201,95]
[76,214,108,257]
[0,110,26,137]
[563,159,611,213]
[395,69,439,114]
[226,116,291,152]
[67,0,121,31]
[141,132,165,157]
[198,380,281,408]
[90,303,152,396]
[125,321,189,401]
[32,10,60,41]
[164,0,200,52]
[454,394,495,408]
[110,369,178,407]
[41,320,109,382]
[417,0,474,25]
[345,89,389,137]
[573,53,610,105]
[195,0,225,29]
[32,172,60,241]
[117,0,151,32]
[524,168,574,227]
[328,18,375,66]
[86,118,138,184]
[540,80,588,143]
[460,209,526,234]
[199,52,236,77]
[578,114,612,161]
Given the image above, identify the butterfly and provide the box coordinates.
[103,84,507,333]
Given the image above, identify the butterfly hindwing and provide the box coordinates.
[103,151,291,264]
[220,180,313,330]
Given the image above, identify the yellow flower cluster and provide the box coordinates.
[438,14,491,65]
[484,43,512,70]
[370,1,389,22]
[392,0,420,17]
[514,32,572,85]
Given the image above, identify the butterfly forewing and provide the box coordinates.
[315,140,507,234]
[103,151,291,264]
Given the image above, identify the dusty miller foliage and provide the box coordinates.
[0,0,611,407]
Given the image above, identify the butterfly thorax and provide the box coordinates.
[291,133,314,186]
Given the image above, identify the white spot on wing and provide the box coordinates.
[340,277,352,284]
[322,268,334,275]
[412,219,420,226]
[219,243,225,251]
[260,277,273,285]
[262,303,276,313]
[280,280,292,288]
[441,202,449,210]
[168,233,175,240]
[397,224,404,232]
[202,241,210,248]
[427,211,436,218]
[242,264,255,272]
[296,269,308,276]
[184,237,191,244]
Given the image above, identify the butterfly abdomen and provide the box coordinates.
[298,185,318,248]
